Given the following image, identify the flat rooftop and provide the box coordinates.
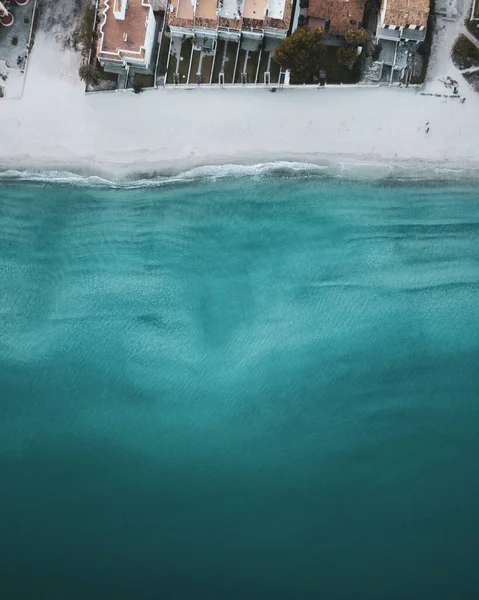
[266,0,285,19]
[177,0,195,18]
[195,0,218,20]
[218,0,243,20]
[98,0,150,58]
[243,0,267,19]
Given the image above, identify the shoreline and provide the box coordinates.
[2,30,479,184]
[2,155,479,187]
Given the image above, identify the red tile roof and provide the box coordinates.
[382,0,429,28]
[307,0,366,35]
[98,0,150,60]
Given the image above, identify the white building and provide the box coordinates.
[97,0,159,73]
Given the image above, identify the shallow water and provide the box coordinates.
[1,174,479,599]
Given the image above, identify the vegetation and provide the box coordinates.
[371,42,382,61]
[465,19,479,43]
[298,14,309,27]
[274,27,326,84]
[68,0,101,87]
[452,35,479,70]
[417,41,430,56]
[344,28,368,47]
[79,63,101,87]
[410,0,435,84]
[65,1,96,61]
[134,74,154,88]
[463,69,479,92]
[337,46,358,68]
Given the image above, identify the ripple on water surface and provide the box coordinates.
[0,175,478,599]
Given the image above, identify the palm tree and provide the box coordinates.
[79,63,101,87]
[337,46,358,68]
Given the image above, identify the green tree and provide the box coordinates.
[274,27,326,84]
[344,28,368,47]
[79,63,101,87]
[337,46,358,68]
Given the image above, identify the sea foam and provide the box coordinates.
[0,160,477,188]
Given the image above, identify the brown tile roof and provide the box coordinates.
[382,0,429,27]
[195,16,219,28]
[242,16,264,28]
[98,0,151,60]
[218,16,242,29]
[307,0,366,35]
[218,16,242,28]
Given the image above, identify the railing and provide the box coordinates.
[85,81,394,94]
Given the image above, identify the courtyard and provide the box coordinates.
[160,33,283,86]
[0,0,36,98]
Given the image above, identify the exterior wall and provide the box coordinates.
[169,24,195,35]
[264,26,287,39]
[142,6,157,68]
[380,0,387,27]
[218,27,241,40]
[100,59,127,74]
[242,29,264,39]
[194,26,218,38]
[376,23,425,42]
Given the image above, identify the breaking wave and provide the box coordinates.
[0,160,478,188]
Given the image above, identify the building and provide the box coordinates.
[305,0,367,43]
[167,0,293,42]
[376,0,429,42]
[375,0,429,79]
[97,0,161,75]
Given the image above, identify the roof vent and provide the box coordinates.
[123,32,128,42]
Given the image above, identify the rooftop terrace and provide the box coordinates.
[195,0,218,23]
[178,0,195,18]
[98,0,151,59]
[218,0,243,20]
[169,0,195,28]
[243,0,267,19]
[266,0,285,19]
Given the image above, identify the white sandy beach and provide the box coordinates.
[1,0,479,179]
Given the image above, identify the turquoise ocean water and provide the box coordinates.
[1,170,479,599]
